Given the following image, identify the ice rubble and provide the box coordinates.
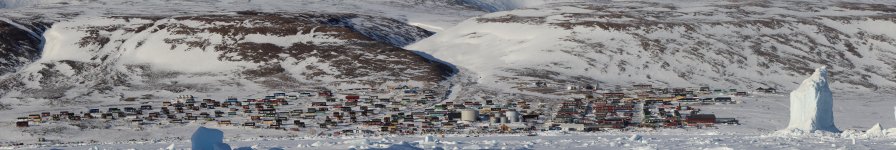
[191,126,231,150]
[865,123,885,137]
[629,134,643,141]
[424,135,437,143]
[785,67,839,133]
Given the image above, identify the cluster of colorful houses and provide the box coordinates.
[547,84,752,131]
[15,84,752,135]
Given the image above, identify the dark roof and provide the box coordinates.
[688,114,716,119]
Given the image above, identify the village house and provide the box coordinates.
[15,85,739,136]
[602,93,625,99]
[685,114,716,127]
[633,84,652,90]
[755,87,777,93]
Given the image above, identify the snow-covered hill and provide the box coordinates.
[0,0,486,32]
[3,0,896,100]
[0,0,490,102]
[0,12,453,102]
[408,1,896,93]
[0,0,71,9]
[0,19,47,75]
[5,1,896,149]
[459,0,609,12]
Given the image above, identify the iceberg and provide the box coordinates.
[785,67,839,132]
[191,126,231,150]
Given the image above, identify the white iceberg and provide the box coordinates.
[628,134,642,141]
[164,143,174,150]
[785,67,839,133]
[424,135,437,143]
[191,126,231,150]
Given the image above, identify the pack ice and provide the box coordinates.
[786,67,839,133]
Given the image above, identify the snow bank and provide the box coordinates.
[191,127,231,150]
[344,139,371,145]
[378,142,423,150]
[785,67,838,133]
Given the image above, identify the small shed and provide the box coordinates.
[16,121,28,128]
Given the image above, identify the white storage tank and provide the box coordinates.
[461,109,479,122]
[505,110,520,122]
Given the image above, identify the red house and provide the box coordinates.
[346,95,360,102]
[686,114,716,125]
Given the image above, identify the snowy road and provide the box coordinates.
[33,131,896,150]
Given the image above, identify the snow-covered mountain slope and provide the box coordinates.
[459,0,608,12]
[0,0,72,9]
[408,1,896,93]
[0,0,486,32]
[0,0,486,101]
[0,12,452,101]
[0,19,47,75]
